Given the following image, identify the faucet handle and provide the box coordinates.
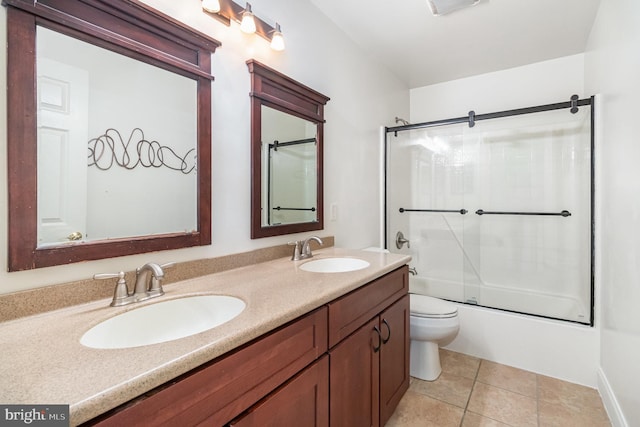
[94,271,131,307]
[160,261,176,271]
[94,272,124,281]
[288,241,302,261]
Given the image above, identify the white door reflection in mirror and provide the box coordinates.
[37,58,89,246]
[36,27,198,247]
[261,106,318,227]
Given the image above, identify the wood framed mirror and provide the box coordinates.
[247,60,330,239]
[5,0,220,271]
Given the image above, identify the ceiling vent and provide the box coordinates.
[427,0,482,16]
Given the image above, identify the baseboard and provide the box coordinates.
[598,367,628,427]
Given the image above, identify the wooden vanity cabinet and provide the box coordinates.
[87,307,328,427]
[328,267,410,427]
[85,266,409,427]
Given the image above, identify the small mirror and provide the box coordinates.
[247,60,329,239]
[261,105,318,227]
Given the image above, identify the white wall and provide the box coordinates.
[585,1,640,425]
[409,55,601,388]
[410,54,586,123]
[0,0,409,294]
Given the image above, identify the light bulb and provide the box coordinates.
[240,3,256,34]
[270,23,285,51]
[202,0,220,13]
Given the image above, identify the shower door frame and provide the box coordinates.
[384,96,595,326]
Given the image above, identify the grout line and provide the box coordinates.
[536,373,540,427]
[458,357,480,427]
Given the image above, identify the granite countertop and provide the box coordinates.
[0,247,411,425]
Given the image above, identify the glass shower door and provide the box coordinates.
[386,124,468,302]
[461,107,592,323]
[386,102,593,324]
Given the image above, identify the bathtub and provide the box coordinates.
[409,275,599,387]
[409,275,590,323]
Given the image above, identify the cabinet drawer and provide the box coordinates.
[328,266,408,348]
[90,307,328,427]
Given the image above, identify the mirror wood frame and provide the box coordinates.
[5,0,220,271]
[247,59,330,239]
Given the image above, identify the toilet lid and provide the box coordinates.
[410,294,458,318]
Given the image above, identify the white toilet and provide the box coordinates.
[409,293,460,381]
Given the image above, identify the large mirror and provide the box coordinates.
[37,27,198,246]
[247,60,330,238]
[6,0,220,271]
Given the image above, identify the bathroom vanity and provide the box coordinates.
[87,266,409,426]
[0,248,410,426]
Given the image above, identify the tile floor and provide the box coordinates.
[386,349,611,427]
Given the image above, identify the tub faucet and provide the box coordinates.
[396,231,410,249]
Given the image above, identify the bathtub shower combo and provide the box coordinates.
[385,96,594,326]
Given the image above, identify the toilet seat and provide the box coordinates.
[410,294,458,319]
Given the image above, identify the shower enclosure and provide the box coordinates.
[385,97,594,325]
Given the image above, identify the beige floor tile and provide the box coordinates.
[467,382,537,427]
[410,372,474,408]
[538,374,609,420]
[389,353,613,427]
[538,400,612,427]
[385,389,464,427]
[462,412,512,427]
[477,360,537,398]
[440,349,481,380]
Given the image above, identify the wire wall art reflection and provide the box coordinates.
[88,128,196,174]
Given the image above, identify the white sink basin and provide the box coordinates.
[81,295,245,349]
[299,257,370,273]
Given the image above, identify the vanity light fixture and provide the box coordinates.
[270,23,285,51]
[240,3,257,34]
[202,0,285,51]
[202,0,221,13]
[427,0,481,16]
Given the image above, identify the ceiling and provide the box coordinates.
[309,0,601,89]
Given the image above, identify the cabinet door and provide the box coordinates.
[329,317,380,427]
[229,355,329,427]
[379,295,410,425]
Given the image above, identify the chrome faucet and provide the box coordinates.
[134,262,173,299]
[302,236,323,258]
[288,236,323,261]
[95,261,175,307]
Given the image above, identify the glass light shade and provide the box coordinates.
[240,8,256,34]
[202,0,221,13]
[427,0,481,16]
[270,24,285,51]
